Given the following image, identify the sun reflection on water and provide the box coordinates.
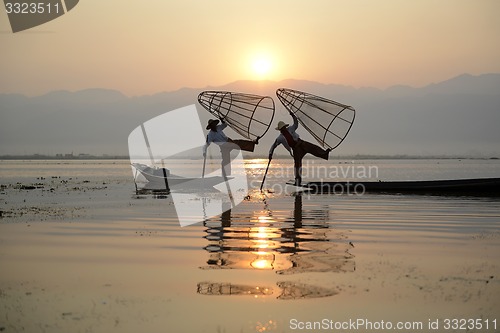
[199,194,355,300]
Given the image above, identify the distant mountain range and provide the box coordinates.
[1,73,499,157]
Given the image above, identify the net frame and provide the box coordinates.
[198,91,275,140]
[276,88,355,150]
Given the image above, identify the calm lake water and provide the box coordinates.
[1,158,499,332]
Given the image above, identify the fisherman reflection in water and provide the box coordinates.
[269,112,331,186]
[203,118,259,176]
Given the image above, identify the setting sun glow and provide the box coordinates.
[252,57,272,77]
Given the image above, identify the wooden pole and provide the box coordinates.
[259,158,272,192]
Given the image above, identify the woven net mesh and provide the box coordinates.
[198,91,275,140]
[276,88,355,150]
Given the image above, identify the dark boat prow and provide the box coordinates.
[304,177,500,196]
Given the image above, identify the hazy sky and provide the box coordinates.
[1,0,499,96]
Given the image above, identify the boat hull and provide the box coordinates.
[131,163,229,189]
[303,178,500,195]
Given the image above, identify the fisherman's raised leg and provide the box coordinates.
[230,139,256,153]
[301,140,330,160]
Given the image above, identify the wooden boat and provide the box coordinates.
[131,163,229,189]
[300,177,500,195]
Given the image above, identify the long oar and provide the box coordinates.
[259,158,272,192]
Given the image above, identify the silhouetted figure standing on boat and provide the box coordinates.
[268,112,330,186]
[203,118,259,176]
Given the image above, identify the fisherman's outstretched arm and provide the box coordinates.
[268,139,280,158]
[290,112,299,130]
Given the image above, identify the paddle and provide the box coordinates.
[260,157,272,192]
[201,152,207,178]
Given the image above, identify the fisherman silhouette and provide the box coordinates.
[268,111,331,186]
[203,118,259,176]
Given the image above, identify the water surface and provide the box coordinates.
[1,158,499,332]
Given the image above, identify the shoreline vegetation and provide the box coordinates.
[0,154,498,161]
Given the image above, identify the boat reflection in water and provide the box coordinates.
[197,193,355,300]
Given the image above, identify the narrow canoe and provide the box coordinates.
[302,177,500,195]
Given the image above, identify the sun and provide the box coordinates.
[252,57,272,77]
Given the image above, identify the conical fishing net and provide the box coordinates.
[198,91,275,140]
[276,88,355,150]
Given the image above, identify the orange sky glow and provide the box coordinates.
[1,0,499,96]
